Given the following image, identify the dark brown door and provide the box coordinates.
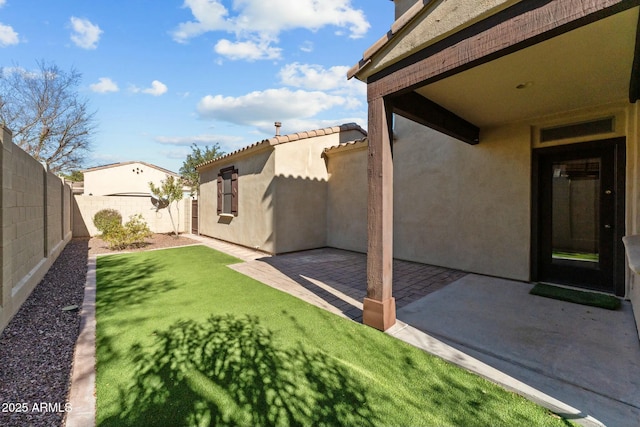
[533,139,625,295]
[191,200,198,234]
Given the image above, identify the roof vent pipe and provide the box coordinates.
[275,121,282,136]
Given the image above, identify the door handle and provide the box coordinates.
[604,224,612,229]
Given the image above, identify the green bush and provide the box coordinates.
[102,214,153,250]
[93,209,123,234]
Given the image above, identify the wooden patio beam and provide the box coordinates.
[368,0,640,101]
[364,95,396,331]
[391,92,480,145]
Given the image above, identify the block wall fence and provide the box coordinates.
[72,195,191,237]
[1,124,193,333]
[1,125,73,332]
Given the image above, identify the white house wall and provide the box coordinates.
[84,162,174,196]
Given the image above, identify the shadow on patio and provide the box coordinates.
[231,247,467,323]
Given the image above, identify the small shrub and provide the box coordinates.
[102,214,153,250]
[94,209,122,234]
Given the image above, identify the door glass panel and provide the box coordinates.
[551,158,600,267]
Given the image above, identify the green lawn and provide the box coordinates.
[96,245,573,427]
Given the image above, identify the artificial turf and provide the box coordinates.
[95,245,574,426]
[531,283,621,310]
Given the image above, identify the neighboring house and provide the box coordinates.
[348,0,640,331]
[82,161,180,196]
[74,161,191,236]
[197,123,367,254]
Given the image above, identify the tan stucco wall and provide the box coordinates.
[326,145,368,252]
[73,195,191,237]
[325,117,531,280]
[625,101,640,334]
[198,130,365,254]
[1,125,72,333]
[84,162,175,196]
[360,0,520,81]
[198,149,276,253]
[272,132,361,253]
[394,117,531,279]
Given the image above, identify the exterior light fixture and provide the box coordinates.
[516,81,534,89]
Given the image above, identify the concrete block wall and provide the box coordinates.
[73,195,191,237]
[1,125,73,332]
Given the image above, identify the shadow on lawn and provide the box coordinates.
[96,256,177,317]
[96,256,179,367]
[101,314,376,427]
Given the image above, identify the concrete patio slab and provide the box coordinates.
[397,274,640,427]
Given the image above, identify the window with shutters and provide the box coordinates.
[217,166,238,216]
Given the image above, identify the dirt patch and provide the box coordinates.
[88,233,199,256]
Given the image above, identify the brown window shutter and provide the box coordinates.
[217,174,222,214]
[231,169,238,216]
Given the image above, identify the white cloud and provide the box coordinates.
[214,38,281,61]
[0,1,6,8]
[131,80,168,96]
[278,62,366,110]
[144,80,168,96]
[0,23,19,47]
[299,41,313,53]
[196,88,347,125]
[69,17,102,49]
[161,148,192,160]
[172,0,369,59]
[90,77,119,93]
[279,63,351,91]
[172,0,230,43]
[155,134,243,147]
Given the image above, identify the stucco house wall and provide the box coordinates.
[393,117,531,279]
[83,161,179,196]
[325,141,368,253]
[199,149,276,253]
[324,118,531,280]
[197,124,367,254]
[273,129,365,253]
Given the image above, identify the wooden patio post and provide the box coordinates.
[364,95,396,331]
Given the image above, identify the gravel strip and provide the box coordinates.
[0,239,89,427]
[0,234,198,427]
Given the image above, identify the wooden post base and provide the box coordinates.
[362,297,396,331]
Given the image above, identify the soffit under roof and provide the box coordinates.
[413,7,638,127]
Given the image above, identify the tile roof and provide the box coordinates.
[196,123,367,170]
[323,137,368,155]
[82,161,179,177]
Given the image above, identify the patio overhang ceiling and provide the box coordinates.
[367,1,640,144]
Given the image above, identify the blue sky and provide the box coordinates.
[0,0,394,173]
